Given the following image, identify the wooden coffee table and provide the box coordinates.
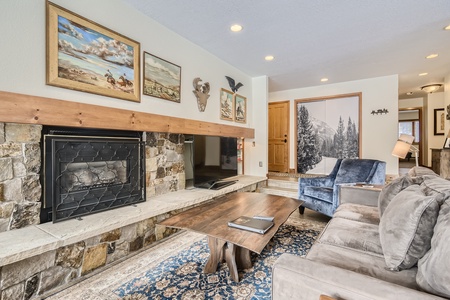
[159,192,302,282]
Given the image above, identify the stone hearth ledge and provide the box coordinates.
[0,175,266,267]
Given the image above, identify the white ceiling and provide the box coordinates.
[123,0,450,99]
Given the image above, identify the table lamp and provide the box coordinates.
[392,134,419,167]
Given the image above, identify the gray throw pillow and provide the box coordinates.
[416,199,450,298]
[407,166,438,177]
[379,184,442,271]
[378,175,422,217]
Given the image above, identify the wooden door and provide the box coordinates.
[268,101,289,172]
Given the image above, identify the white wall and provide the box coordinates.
[269,75,399,176]
[0,0,264,176]
[426,93,445,166]
[246,76,269,176]
[445,72,450,135]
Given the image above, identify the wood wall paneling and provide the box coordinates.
[0,91,254,138]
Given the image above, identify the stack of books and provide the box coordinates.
[228,216,274,234]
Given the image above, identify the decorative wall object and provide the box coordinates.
[295,93,361,174]
[234,94,247,123]
[371,108,389,115]
[220,88,234,121]
[143,52,181,102]
[46,2,140,102]
[446,104,450,120]
[225,76,243,93]
[192,77,210,112]
[434,108,445,135]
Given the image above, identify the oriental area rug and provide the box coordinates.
[118,225,318,300]
[46,218,324,300]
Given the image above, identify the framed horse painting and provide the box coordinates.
[46,2,140,102]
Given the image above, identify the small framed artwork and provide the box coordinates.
[444,137,450,149]
[46,2,140,102]
[234,94,247,123]
[143,52,181,102]
[220,88,234,121]
[434,108,445,135]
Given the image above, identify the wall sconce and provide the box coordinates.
[371,108,389,115]
[421,84,442,93]
[392,134,419,167]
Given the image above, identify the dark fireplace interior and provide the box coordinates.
[40,126,145,223]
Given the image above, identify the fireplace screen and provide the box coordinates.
[42,129,145,223]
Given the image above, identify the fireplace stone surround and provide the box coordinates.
[0,90,258,299]
[0,123,265,299]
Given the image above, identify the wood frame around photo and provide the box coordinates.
[220,88,234,121]
[46,2,141,102]
[234,94,247,123]
[434,108,445,135]
[294,92,362,174]
[143,51,181,103]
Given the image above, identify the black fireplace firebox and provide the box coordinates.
[41,127,146,223]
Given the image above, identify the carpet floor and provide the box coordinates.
[45,212,327,300]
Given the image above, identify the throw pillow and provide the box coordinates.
[416,196,450,298]
[407,166,438,177]
[378,175,422,217]
[379,184,443,271]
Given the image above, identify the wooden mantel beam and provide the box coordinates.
[0,91,255,139]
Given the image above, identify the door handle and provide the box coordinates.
[284,139,287,143]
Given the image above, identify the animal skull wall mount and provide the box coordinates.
[192,77,210,112]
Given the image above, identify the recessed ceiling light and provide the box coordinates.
[406,92,413,96]
[445,24,450,30]
[426,54,438,59]
[419,73,428,76]
[265,55,274,61]
[230,24,243,32]
[320,78,328,82]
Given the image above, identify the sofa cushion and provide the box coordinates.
[306,243,419,290]
[378,175,423,217]
[379,184,443,271]
[416,196,450,298]
[317,217,383,255]
[333,203,380,225]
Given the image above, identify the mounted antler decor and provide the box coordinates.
[192,77,210,112]
[370,108,389,115]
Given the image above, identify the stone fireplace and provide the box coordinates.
[0,123,187,233]
[0,91,259,299]
[40,127,146,223]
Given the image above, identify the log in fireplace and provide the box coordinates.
[41,126,145,223]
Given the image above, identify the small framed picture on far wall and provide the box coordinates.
[234,94,247,123]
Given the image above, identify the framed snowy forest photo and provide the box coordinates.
[295,93,361,174]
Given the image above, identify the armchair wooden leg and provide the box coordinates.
[299,206,305,215]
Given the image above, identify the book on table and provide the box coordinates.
[228,216,274,234]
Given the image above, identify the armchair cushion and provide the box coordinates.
[303,186,333,203]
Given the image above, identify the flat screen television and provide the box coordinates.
[185,135,238,190]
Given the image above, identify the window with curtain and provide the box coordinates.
[399,120,420,143]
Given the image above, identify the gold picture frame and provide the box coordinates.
[46,2,140,102]
[234,94,247,123]
[220,88,234,121]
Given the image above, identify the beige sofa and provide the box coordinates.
[272,167,450,299]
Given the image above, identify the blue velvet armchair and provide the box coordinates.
[298,158,386,217]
